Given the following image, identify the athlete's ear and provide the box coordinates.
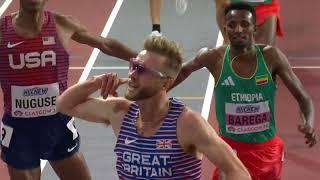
[223,25,227,35]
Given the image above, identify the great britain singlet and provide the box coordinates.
[114,98,202,179]
[0,11,69,118]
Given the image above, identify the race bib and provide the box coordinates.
[231,0,272,5]
[11,83,59,118]
[1,123,13,148]
[225,101,271,134]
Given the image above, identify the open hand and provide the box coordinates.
[298,124,317,148]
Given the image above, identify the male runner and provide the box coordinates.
[57,36,251,180]
[171,3,317,180]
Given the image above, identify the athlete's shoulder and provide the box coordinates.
[106,96,132,113]
[259,44,284,58]
[178,106,204,127]
[53,12,86,32]
[195,46,226,61]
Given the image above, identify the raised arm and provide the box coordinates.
[215,0,231,44]
[57,73,129,125]
[177,109,251,180]
[55,14,137,61]
[272,47,317,147]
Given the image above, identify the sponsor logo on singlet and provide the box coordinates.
[11,83,59,118]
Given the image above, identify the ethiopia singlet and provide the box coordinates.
[0,11,69,118]
[231,0,272,6]
[214,45,276,143]
[114,98,202,179]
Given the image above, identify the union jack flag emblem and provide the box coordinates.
[156,139,172,149]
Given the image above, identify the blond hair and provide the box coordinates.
[143,36,182,77]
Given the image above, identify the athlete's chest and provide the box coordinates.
[231,58,258,78]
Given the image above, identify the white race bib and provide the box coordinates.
[11,83,59,118]
[225,101,271,134]
[1,123,13,148]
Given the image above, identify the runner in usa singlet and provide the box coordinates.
[0,11,69,118]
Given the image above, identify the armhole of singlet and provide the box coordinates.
[0,17,4,39]
[118,102,138,131]
[45,11,70,57]
[256,45,276,89]
[115,102,139,146]
[43,11,56,32]
[214,46,229,88]
[0,16,10,37]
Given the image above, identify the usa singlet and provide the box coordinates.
[0,11,69,118]
[114,98,202,179]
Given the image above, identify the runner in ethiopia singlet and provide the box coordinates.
[114,98,202,179]
[215,45,276,142]
[0,11,79,169]
[212,45,284,180]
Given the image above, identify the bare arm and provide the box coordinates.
[215,0,230,44]
[169,47,212,90]
[57,73,129,125]
[272,47,317,147]
[178,109,251,180]
[55,14,138,61]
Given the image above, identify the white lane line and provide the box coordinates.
[78,0,123,82]
[201,32,223,120]
[0,0,12,16]
[41,0,123,172]
[289,56,320,60]
[292,66,320,69]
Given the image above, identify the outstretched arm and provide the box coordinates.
[178,109,251,180]
[215,0,230,44]
[169,47,211,90]
[55,14,138,61]
[273,47,317,147]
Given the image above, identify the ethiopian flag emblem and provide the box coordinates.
[255,74,268,85]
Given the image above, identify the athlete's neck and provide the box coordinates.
[230,44,256,60]
[136,92,170,126]
[230,44,255,55]
[15,9,45,33]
